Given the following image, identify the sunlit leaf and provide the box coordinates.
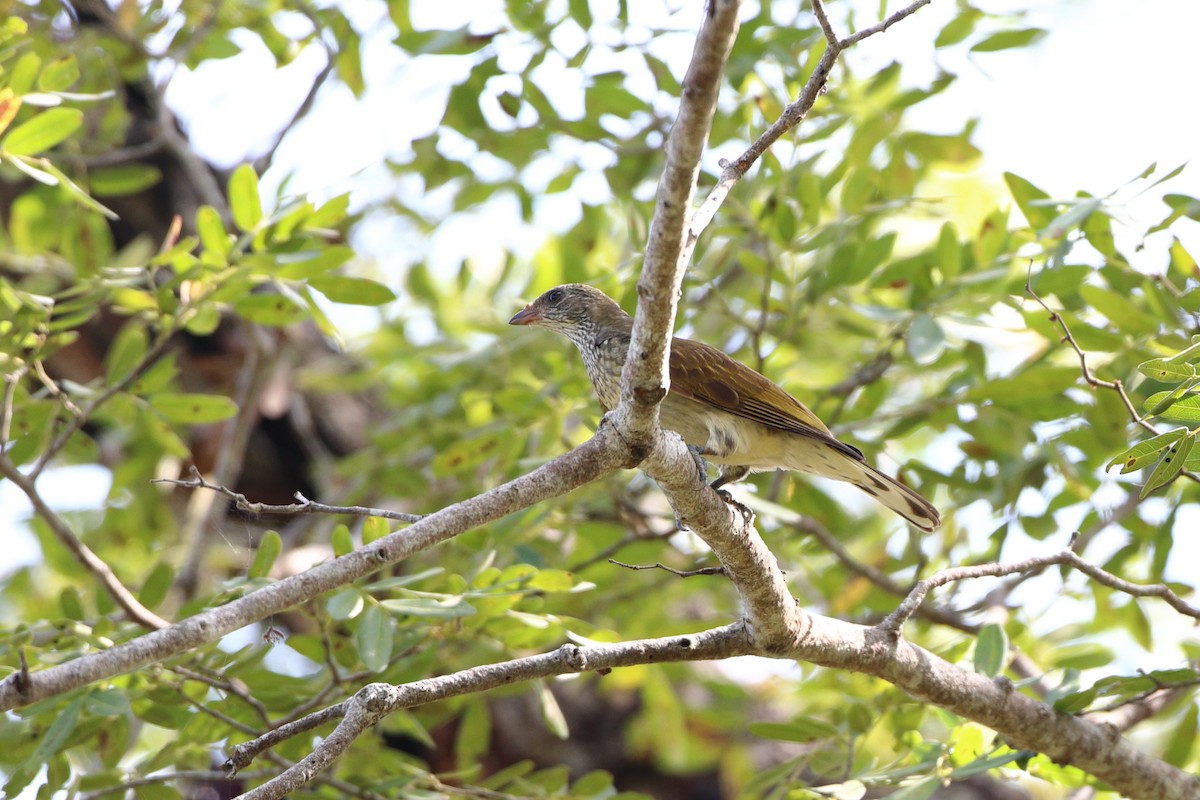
[149,393,239,423]
[2,107,81,154]
[228,163,263,232]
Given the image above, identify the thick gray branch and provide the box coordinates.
[0,429,633,711]
[615,0,741,443]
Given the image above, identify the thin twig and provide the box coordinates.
[685,0,932,257]
[225,625,749,782]
[838,0,932,48]
[154,466,425,523]
[176,327,274,600]
[0,365,27,447]
[1025,270,1200,485]
[255,0,338,176]
[609,558,726,578]
[76,770,274,800]
[31,333,174,478]
[172,665,271,725]
[879,534,1200,635]
[0,451,170,630]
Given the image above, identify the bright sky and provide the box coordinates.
[3,0,1199,675]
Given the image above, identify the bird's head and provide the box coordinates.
[508,284,631,343]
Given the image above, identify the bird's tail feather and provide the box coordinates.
[813,455,940,531]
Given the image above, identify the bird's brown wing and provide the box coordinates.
[668,336,865,462]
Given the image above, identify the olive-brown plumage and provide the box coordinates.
[509,284,940,531]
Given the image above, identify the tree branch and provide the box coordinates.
[153,467,424,523]
[688,0,931,255]
[878,535,1200,635]
[0,452,170,630]
[617,0,741,444]
[228,625,752,798]
[0,428,633,710]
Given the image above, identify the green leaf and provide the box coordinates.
[1053,643,1114,670]
[887,777,940,800]
[970,28,1047,53]
[379,597,475,618]
[48,159,119,218]
[37,56,80,92]
[1138,358,1197,382]
[749,718,838,743]
[24,694,83,769]
[935,8,981,47]
[276,246,354,280]
[149,393,239,423]
[196,205,231,259]
[1141,431,1195,497]
[228,163,263,232]
[362,516,389,544]
[1042,196,1103,239]
[526,569,576,592]
[10,52,40,95]
[2,107,82,155]
[85,689,130,717]
[104,323,148,384]
[356,604,393,671]
[59,587,84,619]
[455,699,491,770]
[1143,391,1200,421]
[936,221,961,278]
[1078,284,1154,334]
[364,567,446,592]
[332,523,354,557]
[571,770,615,798]
[1164,703,1198,767]
[138,562,174,610]
[232,293,308,326]
[538,681,569,739]
[327,588,365,620]
[90,165,162,196]
[1003,172,1054,230]
[907,313,945,365]
[306,192,350,229]
[308,274,396,306]
[248,530,282,579]
[1107,428,1187,474]
[952,750,1026,778]
[974,623,1007,676]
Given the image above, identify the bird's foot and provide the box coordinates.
[686,445,709,486]
[716,488,754,525]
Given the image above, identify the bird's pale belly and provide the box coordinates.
[659,393,799,473]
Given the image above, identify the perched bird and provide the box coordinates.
[509,284,940,531]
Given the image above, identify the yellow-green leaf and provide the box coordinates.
[150,393,238,423]
[362,516,388,544]
[233,293,308,326]
[248,530,282,579]
[1141,432,1195,498]
[355,603,393,672]
[228,163,263,232]
[3,107,82,155]
[37,56,80,92]
[308,274,395,306]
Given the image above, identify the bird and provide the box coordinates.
[509,284,940,531]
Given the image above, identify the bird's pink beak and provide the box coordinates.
[508,304,541,325]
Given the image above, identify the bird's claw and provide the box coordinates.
[686,445,709,486]
[716,488,754,524]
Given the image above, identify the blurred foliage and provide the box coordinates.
[1,2,1199,799]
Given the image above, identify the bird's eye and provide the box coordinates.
[546,288,564,304]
